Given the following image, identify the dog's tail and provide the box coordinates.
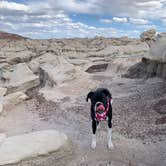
[86,91,94,102]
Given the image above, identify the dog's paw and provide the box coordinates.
[108,141,114,150]
[91,140,96,149]
[97,123,100,129]
[91,134,96,149]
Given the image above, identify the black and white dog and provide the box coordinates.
[86,88,114,149]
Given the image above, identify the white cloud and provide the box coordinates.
[0,16,4,20]
[0,1,119,39]
[161,18,166,25]
[0,0,165,38]
[100,17,128,24]
[112,17,128,23]
[129,18,149,25]
[48,0,97,14]
[44,0,166,20]
[100,19,112,24]
[136,1,163,9]
[0,1,29,11]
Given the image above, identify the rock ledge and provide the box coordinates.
[0,130,68,165]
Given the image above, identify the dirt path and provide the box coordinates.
[0,76,166,166]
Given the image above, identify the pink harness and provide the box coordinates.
[95,98,112,121]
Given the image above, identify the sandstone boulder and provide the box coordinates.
[140,29,156,41]
[39,56,77,86]
[0,130,68,165]
[39,74,99,102]
[39,86,67,102]
[0,87,7,97]
[2,91,29,110]
[6,50,35,65]
[28,60,40,74]
[28,52,58,74]
[149,33,166,62]
[0,63,40,94]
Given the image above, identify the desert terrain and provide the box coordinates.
[0,29,166,166]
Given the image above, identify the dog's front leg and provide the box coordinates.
[91,120,97,149]
[107,127,114,149]
[107,115,114,149]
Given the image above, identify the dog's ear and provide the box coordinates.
[102,89,112,98]
[86,91,94,102]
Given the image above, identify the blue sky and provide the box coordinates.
[0,0,166,39]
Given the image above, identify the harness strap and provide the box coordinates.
[95,98,112,121]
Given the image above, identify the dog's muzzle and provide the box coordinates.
[95,102,105,113]
[94,98,112,121]
[95,102,107,121]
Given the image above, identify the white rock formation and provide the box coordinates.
[0,87,7,97]
[125,30,166,79]
[140,29,156,41]
[0,103,3,114]
[6,50,35,65]
[149,33,166,62]
[2,91,29,110]
[0,130,68,165]
[0,133,6,144]
[0,63,40,94]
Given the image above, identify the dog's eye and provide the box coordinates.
[96,103,101,107]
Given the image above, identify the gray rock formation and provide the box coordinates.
[124,57,166,79]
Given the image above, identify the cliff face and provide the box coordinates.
[125,30,166,79]
[124,57,166,79]
[149,33,166,63]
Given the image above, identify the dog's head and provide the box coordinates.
[86,88,112,111]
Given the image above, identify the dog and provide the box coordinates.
[86,88,114,149]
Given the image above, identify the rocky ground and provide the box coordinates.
[0,30,166,166]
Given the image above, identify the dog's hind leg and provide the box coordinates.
[97,121,100,129]
[91,120,97,149]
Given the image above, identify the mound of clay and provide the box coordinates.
[0,31,26,40]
